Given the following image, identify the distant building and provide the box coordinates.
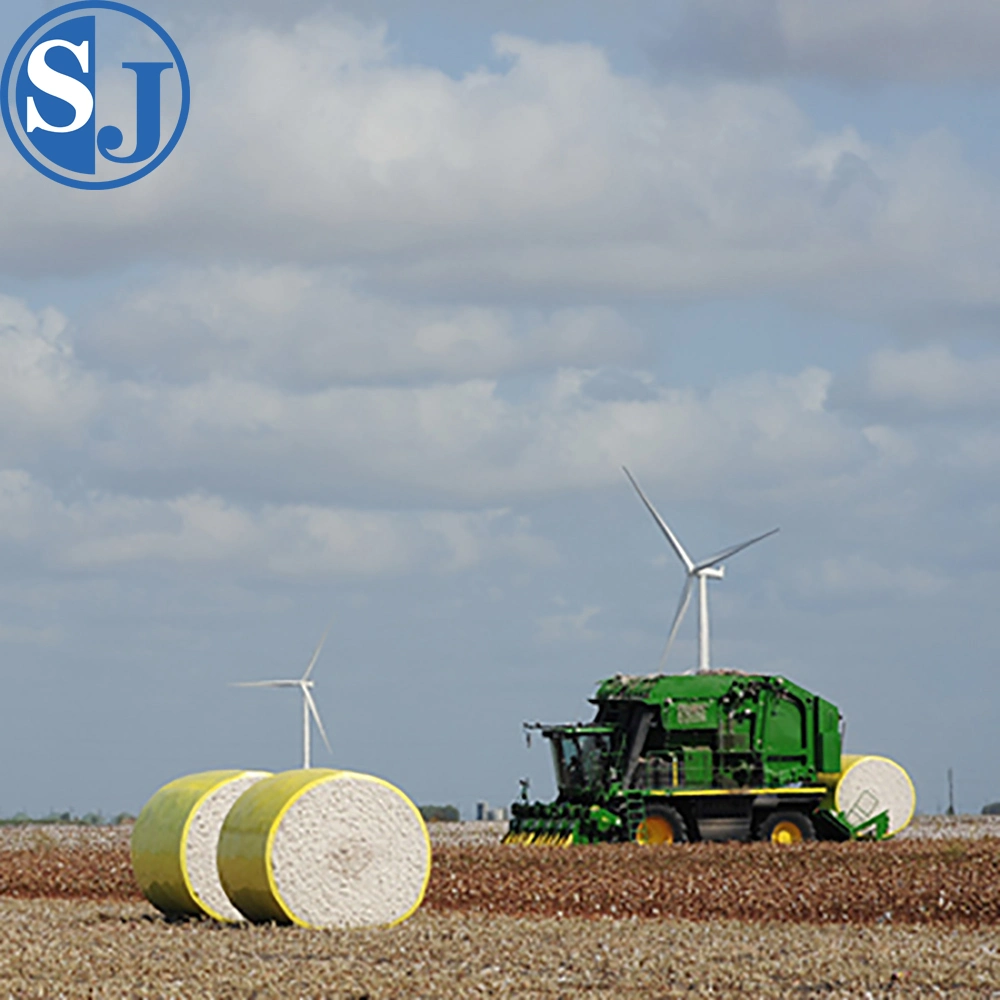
[475,801,506,822]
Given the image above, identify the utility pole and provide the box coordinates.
[947,768,955,816]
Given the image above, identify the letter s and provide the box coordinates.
[25,40,93,133]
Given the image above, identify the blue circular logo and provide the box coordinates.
[2,2,189,189]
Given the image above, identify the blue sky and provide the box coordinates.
[1,0,999,819]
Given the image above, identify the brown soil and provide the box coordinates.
[428,840,1000,925]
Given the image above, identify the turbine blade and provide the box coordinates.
[303,686,332,755]
[230,680,299,688]
[301,625,331,682]
[622,466,694,571]
[693,527,780,572]
[658,577,694,671]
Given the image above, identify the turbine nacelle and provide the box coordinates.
[622,466,778,674]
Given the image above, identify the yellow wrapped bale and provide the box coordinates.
[131,769,271,921]
[825,754,916,837]
[217,768,431,929]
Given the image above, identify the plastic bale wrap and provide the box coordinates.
[131,769,271,921]
[217,768,431,929]
[831,754,916,837]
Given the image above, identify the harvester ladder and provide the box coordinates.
[625,796,647,841]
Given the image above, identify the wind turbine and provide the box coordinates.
[622,467,778,674]
[231,627,333,769]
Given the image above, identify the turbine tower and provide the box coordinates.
[232,627,332,768]
[622,467,778,674]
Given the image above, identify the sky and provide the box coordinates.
[0,0,998,819]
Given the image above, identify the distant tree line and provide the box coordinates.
[983,802,1000,816]
[0,810,135,826]
[418,804,460,823]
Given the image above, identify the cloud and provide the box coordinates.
[0,296,99,464]
[861,425,918,466]
[0,469,551,578]
[0,277,996,655]
[863,346,1000,413]
[537,603,601,642]
[659,1,1000,83]
[79,266,639,386]
[0,294,870,507]
[143,0,347,31]
[1,20,999,320]
[14,284,1000,571]
[808,553,948,601]
[82,364,866,507]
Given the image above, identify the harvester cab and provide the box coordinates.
[543,726,616,795]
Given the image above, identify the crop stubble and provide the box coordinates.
[1,900,999,998]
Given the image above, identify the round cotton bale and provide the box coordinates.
[131,769,271,921]
[834,754,915,837]
[217,768,431,929]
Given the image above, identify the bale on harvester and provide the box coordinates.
[822,754,916,839]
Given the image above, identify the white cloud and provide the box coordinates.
[0,295,871,506]
[662,0,1000,82]
[12,286,1000,544]
[809,553,948,601]
[537,603,601,642]
[0,469,551,578]
[1,21,998,318]
[0,296,99,463]
[864,345,1000,413]
[80,266,639,385]
[81,364,864,505]
[861,425,918,466]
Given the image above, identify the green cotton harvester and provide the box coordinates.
[505,469,915,846]
[505,670,915,845]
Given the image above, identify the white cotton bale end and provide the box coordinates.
[131,769,271,921]
[217,768,431,929]
[834,754,916,837]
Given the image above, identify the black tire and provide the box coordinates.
[635,805,688,845]
[756,810,815,844]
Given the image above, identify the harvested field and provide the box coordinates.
[424,819,509,846]
[898,815,1000,841]
[2,899,999,998]
[3,824,1000,997]
[2,823,1000,927]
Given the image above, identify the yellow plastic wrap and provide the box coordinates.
[131,769,271,921]
[217,768,432,929]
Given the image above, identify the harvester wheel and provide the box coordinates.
[757,811,815,845]
[635,805,687,845]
